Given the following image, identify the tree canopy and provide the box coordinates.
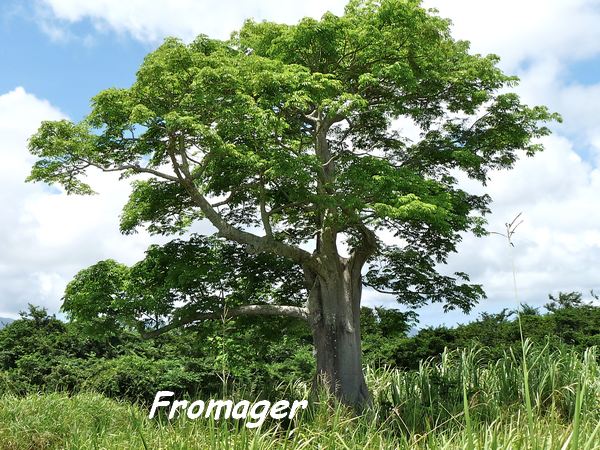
[63,235,306,334]
[27,0,559,405]
[29,0,557,314]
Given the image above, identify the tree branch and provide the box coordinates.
[79,157,180,183]
[348,218,379,277]
[140,304,309,339]
[161,137,321,274]
[259,175,273,237]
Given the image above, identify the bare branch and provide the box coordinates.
[80,158,180,183]
[269,201,312,215]
[210,194,233,208]
[209,180,260,207]
[304,109,319,124]
[189,182,318,271]
[259,176,273,237]
[121,165,179,182]
[349,222,378,275]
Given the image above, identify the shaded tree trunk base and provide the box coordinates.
[308,261,371,409]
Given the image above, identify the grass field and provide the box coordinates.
[0,343,598,449]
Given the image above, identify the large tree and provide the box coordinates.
[27,0,558,407]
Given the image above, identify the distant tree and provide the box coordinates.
[27,0,558,406]
[518,303,540,316]
[545,291,588,312]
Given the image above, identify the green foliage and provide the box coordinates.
[62,260,131,333]
[366,247,486,311]
[79,355,210,403]
[120,179,199,235]
[368,345,600,435]
[545,290,594,312]
[0,304,316,402]
[1,294,597,404]
[0,344,598,449]
[361,307,416,366]
[62,234,306,334]
[27,0,560,319]
[392,292,600,368]
[0,305,119,372]
[0,295,598,448]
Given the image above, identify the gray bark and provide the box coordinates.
[302,113,372,408]
[307,259,371,408]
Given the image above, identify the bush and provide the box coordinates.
[0,296,597,403]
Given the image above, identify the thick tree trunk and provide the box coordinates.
[307,260,371,408]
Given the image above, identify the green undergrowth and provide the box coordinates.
[0,343,598,449]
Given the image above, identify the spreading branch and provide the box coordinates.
[79,157,180,183]
[140,304,309,339]
[160,138,321,274]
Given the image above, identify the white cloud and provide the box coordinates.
[0,87,168,317]
[516,64,600,159]
[37,0,347,42]
[425,0,600,72]
[36,0,600,70]
[424,1,600,165]
[360,1,600,324]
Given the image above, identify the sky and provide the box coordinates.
[0,0,599,327]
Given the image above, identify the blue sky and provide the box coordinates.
[0,0,599,328]
[0,1,149,120]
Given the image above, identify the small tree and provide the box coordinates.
[545,291,590,312]
[27,0,558,407]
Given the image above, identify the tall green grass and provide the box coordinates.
[0,344,598,449]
